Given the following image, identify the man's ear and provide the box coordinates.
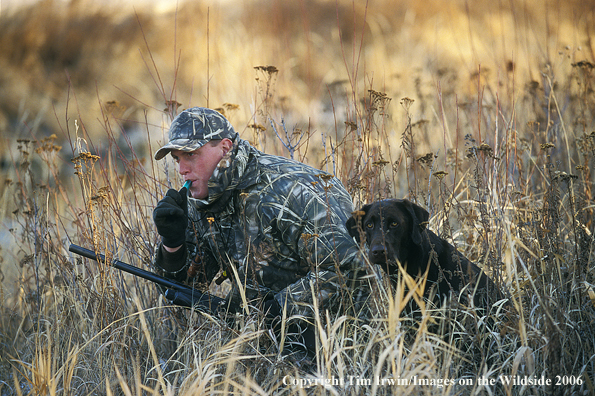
[221,138,233,155]
[400,199,429,245]
[346,203,371,243]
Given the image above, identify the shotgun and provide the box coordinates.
[68,244,226,315]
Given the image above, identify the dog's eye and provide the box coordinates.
[390,221,398,228]
[366,222,373,229]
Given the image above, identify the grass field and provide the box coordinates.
[0,0,594,394]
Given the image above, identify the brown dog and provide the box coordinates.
[346,199,504,310]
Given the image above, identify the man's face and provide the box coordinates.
[170,139,232,199]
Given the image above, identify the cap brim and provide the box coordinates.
[154,139,208,160]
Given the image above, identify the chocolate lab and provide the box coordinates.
[346,199,503,309]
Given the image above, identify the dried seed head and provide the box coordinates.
[249,123,266,132]
[254,65,279,74]
[400,97,415,110]
[417,153,437,164]
[345,121,357,131]
[372,159,390,167]
[433,171,449,179]
[317,173,334,181]
[164,100,182,112]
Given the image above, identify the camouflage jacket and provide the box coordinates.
[155,138,369,318]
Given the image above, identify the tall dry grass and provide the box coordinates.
[0,0,594,395]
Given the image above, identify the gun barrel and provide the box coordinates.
[69,244,180,290]
[68,244,225,313]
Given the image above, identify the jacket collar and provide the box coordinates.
[188,138,260,213]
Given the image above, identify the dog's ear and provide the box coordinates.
[401,200,429,245]
[346,204,371,243]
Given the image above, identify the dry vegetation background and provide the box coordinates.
[0,0,594,394]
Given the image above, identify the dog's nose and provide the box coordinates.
[369,245,386,263]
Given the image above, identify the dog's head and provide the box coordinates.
[346,199,429,267]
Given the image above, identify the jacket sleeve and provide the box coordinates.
[268,177,371,318]
[153,219,221,288]
[153,242,188,282]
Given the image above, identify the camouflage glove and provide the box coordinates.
[153,187,188,248]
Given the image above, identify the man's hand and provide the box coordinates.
[153,187,189,248]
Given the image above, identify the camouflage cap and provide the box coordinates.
[154,107,238,160]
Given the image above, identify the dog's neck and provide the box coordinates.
[397,230,435,277]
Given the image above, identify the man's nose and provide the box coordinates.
[178,160,189,175]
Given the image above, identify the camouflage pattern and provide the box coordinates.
[154,107,238,160]
[154,116,374,321]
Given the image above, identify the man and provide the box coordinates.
[152,107,370,354]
